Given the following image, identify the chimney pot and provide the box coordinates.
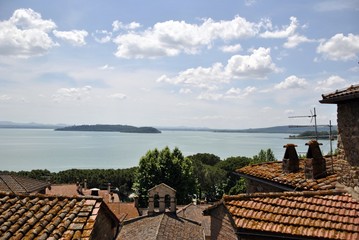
[282,144,299,173]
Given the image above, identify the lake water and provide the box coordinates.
[0,129,337,172]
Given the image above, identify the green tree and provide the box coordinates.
[188,153,221,166]
[252,148,276,164]
[134,147,196,207]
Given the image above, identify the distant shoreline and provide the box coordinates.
[55,124,161,134]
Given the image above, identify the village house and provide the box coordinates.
[117,183,205,240]
[0,191,119,239]
[203,84,359,239]
[0,174,51,194]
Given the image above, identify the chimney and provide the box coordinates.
[108,182,111,193]
[282,144,299,173]
[304,140,327,179]
[84,179,87,189]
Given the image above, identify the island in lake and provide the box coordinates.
[55,124,161,133]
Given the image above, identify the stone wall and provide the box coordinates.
[91,208,118,240]
[336,99,359,195]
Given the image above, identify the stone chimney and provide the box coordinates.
[304,140,327,179]
[282,144,299,173]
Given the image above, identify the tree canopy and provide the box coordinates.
[134,147,196,206]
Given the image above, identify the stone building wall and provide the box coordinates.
[336,99,359,194]
[246,179,286,194]
[208,205,238,240]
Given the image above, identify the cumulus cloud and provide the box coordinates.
[112,20,141,31]
[113,16,260,59]
[0,95,12,102]
[108,93,127,100]
[220,44,242,53]
[92,30,112,43]
[158,47,279,91]
[0,8,57,58]
[317,33,359,61]
[225,47,280,79]
[224,86,257,99]
[53,30,88,46]
[260,16,314,48]
[315,75,347,92]
[260,16,298,39]
[275,75,308,89]
[52,86,92,102]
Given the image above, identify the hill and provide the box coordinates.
[55,124,161,133]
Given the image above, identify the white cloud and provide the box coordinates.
[113,16,260,59]
[260,16,298,39]
[284,35,315,48]
[0,95,12,101]
[53,30,88,46]
[112,20,141,31]
[317,33,359,61]
[0,8,57,58]
[92,30,112,43]
[275,75,308,89]
[260,16,314,49]
[220,44,242,53]
[225,47,280,79]
[52,86,92,102]
[224,86,257,99]
[245,0,257,6]
[197,92,223,101]
[158,47,279,92]
[99,64,114,70]
[179,88,192,94]
[108,93,127,100]
[315,75,347,92]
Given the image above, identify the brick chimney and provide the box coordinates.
[282,144,300,173]
[304,140,327,179]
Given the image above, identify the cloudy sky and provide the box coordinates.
[0,0,358,129]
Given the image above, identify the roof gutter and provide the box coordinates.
[234,172,296,192]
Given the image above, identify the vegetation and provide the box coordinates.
[289,130,338,139]
[2,147,276,203]
[133,147,196,207]
[55,124,161,133]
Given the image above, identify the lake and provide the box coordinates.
[0,129,337,172]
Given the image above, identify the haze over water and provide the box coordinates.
[1,129,336,172]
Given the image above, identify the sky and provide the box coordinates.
[0,0,358,129]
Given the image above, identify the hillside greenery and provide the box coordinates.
[2,148,275,202]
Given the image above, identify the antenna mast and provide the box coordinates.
[289,107,318,140]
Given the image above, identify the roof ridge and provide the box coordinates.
[223,189,346,201]
[0,190,104,201]
[155,213,166,240]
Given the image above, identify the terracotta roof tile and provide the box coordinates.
[0,191,117,239]
[0,174,50,194]
[218,190,359,239]
[118,213,204,240]
[237,157,339,191]
[320,84,359,103]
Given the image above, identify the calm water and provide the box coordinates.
[0,129,337,172]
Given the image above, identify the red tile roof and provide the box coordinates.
[207,190,359,239]
[0,191,118,239]
[0,174,50,194]
[117,213,205,240]
[320,84,359,103]
[177,203,211,237]
[237,158,339,191]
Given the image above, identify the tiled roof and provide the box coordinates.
[237,158,339,191]
[320,84,359,103]
[0,191,118,239]
[117,213,205,240]
[0,174,50,194]
[177,203,211,237]
[208,190,359,239]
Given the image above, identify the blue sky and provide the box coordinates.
[0,0,358,129]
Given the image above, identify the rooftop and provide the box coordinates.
[0,191,118,239]
[320,84,359,103]
[0,174,50,194]
[237,157,339,191]
[206,190,359,239]
[117,213,205,240]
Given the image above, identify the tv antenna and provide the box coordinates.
[288,107,318,140]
